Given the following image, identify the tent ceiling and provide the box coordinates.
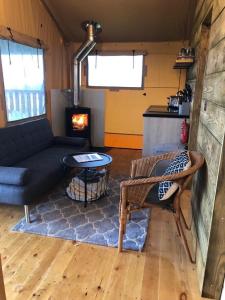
[42,0,197,42]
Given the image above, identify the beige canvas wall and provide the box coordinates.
[0,0,69,127]
[68,42,186,148]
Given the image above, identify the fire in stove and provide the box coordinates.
[72,114,88,131]
[65,107,91,140]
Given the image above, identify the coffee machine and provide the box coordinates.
[167,95,180,111]
[167,84,192,111]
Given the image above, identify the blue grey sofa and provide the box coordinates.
[0,118,89,222]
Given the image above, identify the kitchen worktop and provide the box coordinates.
[143,105,189,118]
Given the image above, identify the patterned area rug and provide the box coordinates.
[12,175,150,251]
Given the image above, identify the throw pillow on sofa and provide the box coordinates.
[158,151,191,201]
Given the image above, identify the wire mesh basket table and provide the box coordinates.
[62,152,112,207]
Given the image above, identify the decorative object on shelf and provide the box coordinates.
[173,47,195,69]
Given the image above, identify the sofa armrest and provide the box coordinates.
[0,167,29,186]
[53,136,89,147]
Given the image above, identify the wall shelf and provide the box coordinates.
[173,56,194,69]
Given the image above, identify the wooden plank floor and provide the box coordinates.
[0,149,210,300]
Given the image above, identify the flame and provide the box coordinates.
[72,114,88,130]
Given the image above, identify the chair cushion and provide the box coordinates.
[145,159,171,203]
[158,151,191,201]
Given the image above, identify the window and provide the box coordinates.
[87,54,144,88]
[0,40,46,122]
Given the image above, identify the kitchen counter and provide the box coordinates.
[143,105,188,156]
[143,105,189,118]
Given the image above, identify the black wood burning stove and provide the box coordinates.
[65,107,91,141]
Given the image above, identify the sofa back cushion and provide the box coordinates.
[0,118,54,166]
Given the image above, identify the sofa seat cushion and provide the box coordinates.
[0,145,79,205]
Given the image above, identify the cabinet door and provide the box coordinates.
[143,117,184,156]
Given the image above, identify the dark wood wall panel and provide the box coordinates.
[200,100,225,143]
[209,8,225,47]
[202,138,225,298]
[191,162,216,284]
[192,192,209,261]
[196,122,221,236]
[188,0,225,298]
[192,0,213,38]
[212,0,225,21]
[202,72,225,106]
[206,38,225,74]
[188,25,210,150]
[195,0,205,19]
[191,123,220,269]
[197,122,221,177]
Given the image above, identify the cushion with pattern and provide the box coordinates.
[158,151,191,201]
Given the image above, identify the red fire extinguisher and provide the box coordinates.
[181,118,189,144]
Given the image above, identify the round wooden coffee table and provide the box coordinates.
[62,152,112,207]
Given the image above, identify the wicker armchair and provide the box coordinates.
[118,151,204,263]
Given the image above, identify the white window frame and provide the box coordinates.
[0,37,47,125]
[87,52,145,89]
